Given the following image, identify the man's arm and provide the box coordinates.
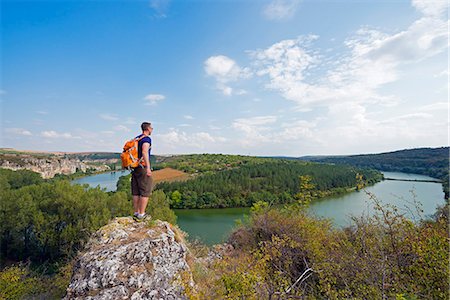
[142,142,152,176]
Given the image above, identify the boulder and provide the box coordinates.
[64,217,192,300]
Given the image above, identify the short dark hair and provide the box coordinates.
[141,122,152,132]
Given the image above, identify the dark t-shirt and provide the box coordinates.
[136,134,151,161]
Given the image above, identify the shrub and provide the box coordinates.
[195,198,449,299]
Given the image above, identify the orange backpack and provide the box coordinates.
[120,135,146,169]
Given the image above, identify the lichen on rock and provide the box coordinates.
[64,217,193,300]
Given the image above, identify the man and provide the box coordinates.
[132,122,153,221]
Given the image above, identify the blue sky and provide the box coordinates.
[1,0,448,156]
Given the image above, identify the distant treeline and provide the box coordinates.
[152,160,382,209]
[158,153,275,174]
[302,147,449,198]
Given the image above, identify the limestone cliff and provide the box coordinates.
[64,217,193,300]
[0,153,110,178]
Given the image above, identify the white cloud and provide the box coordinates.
[434,69,449,78]
[5,128,32,136]
[99,113,119,121]
[380,112,433,124]
[184,115,194,120]
[263,0,301,20]
[124,117,136,125]
[232,116,277,145]
[418,102,447,111]
[278,120,316,141]
[114,125,131,132]
[204,55,251,96]
[144,94,165,105]
[41,131,79,139]
[156,130,227,151]
[235,89,247,95]
[412,0,448,17]
[36,110,48,115]
[251,0,448,110]
[100,130,115,135]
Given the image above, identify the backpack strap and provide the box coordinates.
[136,134,149,168]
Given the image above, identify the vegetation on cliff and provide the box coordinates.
[0,169,176,299]
[190,199,449,299]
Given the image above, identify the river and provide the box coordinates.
[72,171,445,245]
[71,170,130,192]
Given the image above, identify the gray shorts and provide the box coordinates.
[131,168,154,197]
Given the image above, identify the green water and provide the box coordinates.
[175,172,445,245]
[71,171,446,246]
[174,207,251,245]
[72,170,130,191]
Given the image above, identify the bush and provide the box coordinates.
[148,190,177,224]
[194,197,449,299]
[0,180,129,263]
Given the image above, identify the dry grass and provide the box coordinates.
[152,167,191,184]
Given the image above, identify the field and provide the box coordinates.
[152,167,191,184]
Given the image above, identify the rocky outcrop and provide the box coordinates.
[0,154,109,178]
[64,217,193,300]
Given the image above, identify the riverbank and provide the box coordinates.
[175,171,445,245]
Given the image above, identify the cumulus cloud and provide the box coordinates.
[278,120,316,141]
[5,128,32,136]
[263,0,301,20]
[41,131,79,139]
[144,94,165,105]
[184,115,194,120]
[204,55,250,95]
[156,130,227,151]
[232,116,277,145]
[412,0,448,17]
[251,0,448,110]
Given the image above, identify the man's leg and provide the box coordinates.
[132,195,140,215]
[138,196,149,215]
[138,174,153,215]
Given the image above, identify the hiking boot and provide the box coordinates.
[135,213,148,222]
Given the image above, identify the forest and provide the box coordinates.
[151,159,382,208]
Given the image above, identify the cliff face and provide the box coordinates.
[0,154,109,178]
[64,217,192,300]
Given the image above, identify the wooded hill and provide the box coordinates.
[299,147,449,198]
[150,157,382,209]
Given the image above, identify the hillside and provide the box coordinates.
[152,158,382,209]
[299,147,449,198]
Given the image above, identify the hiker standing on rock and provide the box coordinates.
[131,122,154,221]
